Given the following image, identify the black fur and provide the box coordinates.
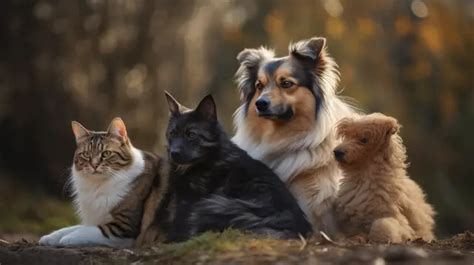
[164,93,312,242]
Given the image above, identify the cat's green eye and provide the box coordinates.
[81,152,91,159]
[101,151,112,158]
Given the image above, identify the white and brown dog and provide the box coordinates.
[232,37,355,236]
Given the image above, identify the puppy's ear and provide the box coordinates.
[235,47,274,103]
[386,117,401,135]
[336,118,352,139]
[71,121,90,144]
[195,94,217,122]
[289,37,326,62]
[165,91,189,116]
[370,113,400,137]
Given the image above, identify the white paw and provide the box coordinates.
[38,225,83,246]
[58,226,105,247]
[58,235,82,246]
[38,234,61,246]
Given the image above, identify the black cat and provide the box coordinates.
[163,92,312,242]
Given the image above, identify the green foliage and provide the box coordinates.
[0,178,77,235]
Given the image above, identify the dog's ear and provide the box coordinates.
[235,47,274,103]
[386,116,400,135]
[336,118,352,139]
[370,113,400,137]
[289,37,326,63]
[195,94,217,122]
[71,121,90,144]
[164,91,190,116]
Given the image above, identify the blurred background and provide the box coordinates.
[0,0,472,240]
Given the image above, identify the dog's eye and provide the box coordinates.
[360,138,368,144]
[255,81,263,90]
[186,131,197,139]
[281,80,294,89]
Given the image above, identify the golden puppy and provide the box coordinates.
[334,113,435,243]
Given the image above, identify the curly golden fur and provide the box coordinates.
[334,113,435,243]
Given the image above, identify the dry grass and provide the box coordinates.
[1,230,474,265]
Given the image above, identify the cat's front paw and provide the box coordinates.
[57,235,82,246]
[38,234,62,246]
[38,225,83,246]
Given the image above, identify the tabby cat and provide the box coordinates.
[39,118,161,247]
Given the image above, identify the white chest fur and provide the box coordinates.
[71,147,144,225]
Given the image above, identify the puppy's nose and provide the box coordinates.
[334,149,345,160]
[255,98,270,112]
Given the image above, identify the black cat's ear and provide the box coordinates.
[71,121,90,143]
[107,117,128,140]
[289,37,326,62]
[195,94,217,122]
[164,91,190,116]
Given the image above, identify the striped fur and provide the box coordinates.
[39,118,161,247]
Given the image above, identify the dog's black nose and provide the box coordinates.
[334,149,345,160]
[170,150,183,161]
[255,98,270,112]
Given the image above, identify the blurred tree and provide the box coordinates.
[0,0,472,236]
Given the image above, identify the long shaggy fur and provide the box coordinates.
[232,37,355,235]
[334,113,436,243]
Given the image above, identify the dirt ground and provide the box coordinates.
[0,231,473,265]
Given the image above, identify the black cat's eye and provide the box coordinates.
[360,138,369,144]
[101,150,112,158]
[169,130,178,137]
[281,80,294,89]
[186,131,197,139]
[255,81,263,90]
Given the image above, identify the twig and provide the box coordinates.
[298,234,307,251]
[319,231,342,247]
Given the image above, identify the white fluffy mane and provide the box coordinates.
[70,147,144,225]
[232,45,355,183]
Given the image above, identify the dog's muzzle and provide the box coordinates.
[255,98,294,121]
[333,149,346,162]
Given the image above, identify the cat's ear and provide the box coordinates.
[164,91,190,116]
[71,121,90,143]
[195,94,217,122]
[107,117,128,139]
